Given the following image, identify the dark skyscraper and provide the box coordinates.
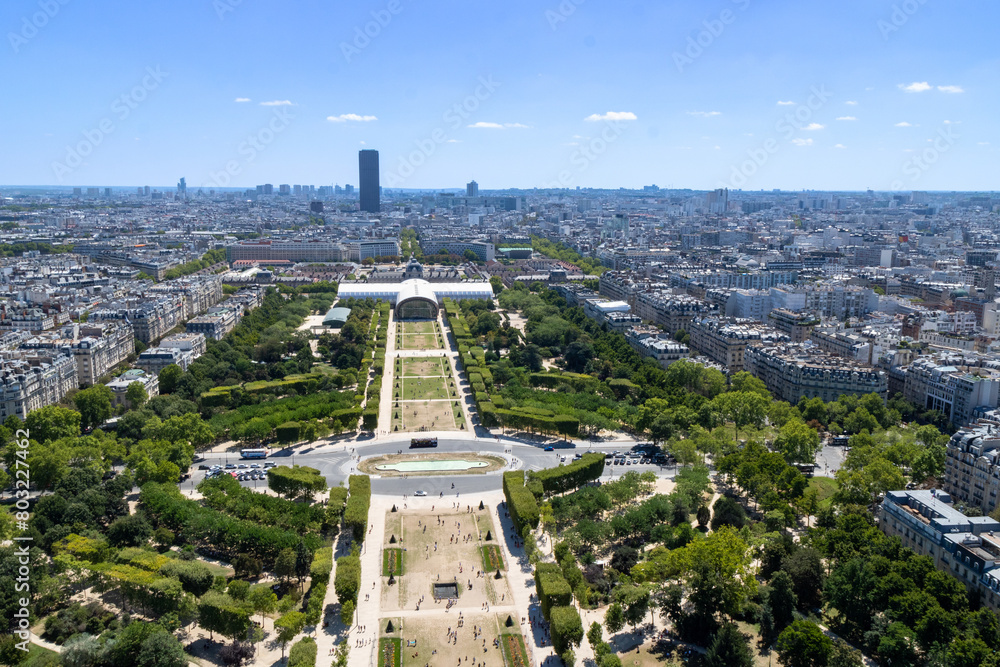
[359,149,380,213]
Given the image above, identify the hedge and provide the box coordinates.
[529,372,597,391]
[334,554,361,605]
[550,606,584,655]
[344,475,371,543]
[535,562,572,620]
[502,471,539,534]
[276,422,301,444]
[310,548,333,586]
[326,486,349,530]
[362,407,379,431]
[528,453,605,495]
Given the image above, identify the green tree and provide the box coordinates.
[713,391,769,443]
[136,631,187,667]
[774,420,821,464]
[247,585,277,626]
[490,275,505,296]
[74,385,114,431]
[767,571,797,635]
[703,623,754,667]
[604,602,625,635]
[827,639,864,667]
[274,611,306,659]
[729,372,770,398]
[158,364,183,394]
[275,548,297,583]
[776,620,833,667]
[126,381,149,409]
[25,405,81,443]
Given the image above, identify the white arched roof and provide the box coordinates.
[337,279,493,305]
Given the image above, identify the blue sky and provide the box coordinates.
[2,0,996,191]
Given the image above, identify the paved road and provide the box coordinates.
[187,437,676,497]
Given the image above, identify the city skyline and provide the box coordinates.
[1,0,996,191]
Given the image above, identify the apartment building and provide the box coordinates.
[769,284,879,320]
[633,292,717,336]
[227,240,354,264]
[904,358,1000,427]
[688,317,763,373]
[809,328,872,363]
[943,423,1000,515]
[768,308,819,343]
[137,346,195,374]
[744,343,888,403]
[160,332,207,359]
[625,328,689,369]
[186,307,238,341]
[0,350,79,421]
[418,239,495,262]
[879,489,1000,614]
[69,322,135,386]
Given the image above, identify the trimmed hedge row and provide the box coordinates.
[310,548,333,586]
[550,606,584,655]
[502,471,539,534]
[535,562,572,620]
[344,475,371,543]
[528,452,605,495]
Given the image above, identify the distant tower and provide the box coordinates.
[983,266,997,302]
[359,149,380,213]
[177,178,187,196]
[466,180,479,197]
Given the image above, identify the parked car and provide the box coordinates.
[544,446,555,451]
[414,490,427,497]
[225,463,236,469]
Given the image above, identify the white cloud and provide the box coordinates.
[895,121,916,127]
[845,100,858,105]
[791,138,814,146]
[687,111,721,118]
[803,123,825,131]
[234,97,251,103]
[327,114,378,123]
[584,111,637,122]
[446,139,460,143]
[834,143,846,149]
[260,100,294,106]
[467,122,530,129]
[777,100,795,106]
[938,85,964,94]
[836,116,857,121]
[899,81,932,93]
[979,142,990,146]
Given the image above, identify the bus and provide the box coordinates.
[410,438,438,448]
[240,448,270,459]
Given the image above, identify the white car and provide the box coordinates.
[414,490,427,497]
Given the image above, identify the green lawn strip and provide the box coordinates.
[808,476,840,510]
